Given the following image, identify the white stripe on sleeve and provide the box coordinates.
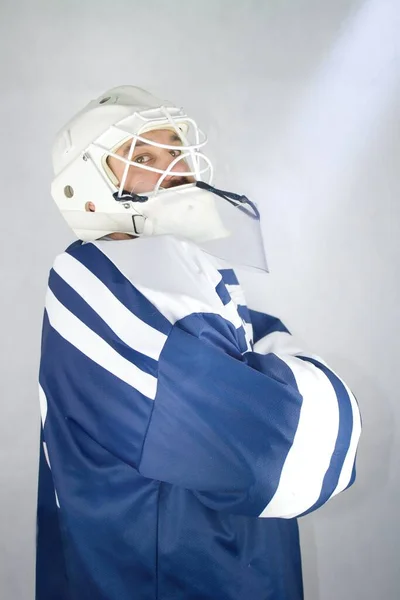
[53,253,168,361]
[259,354,340,518]
[290,354,361,499]
[45,289,157,400]
[254,331,306,357]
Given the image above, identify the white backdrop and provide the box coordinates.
[1,1,399,598]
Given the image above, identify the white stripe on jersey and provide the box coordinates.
[254,331,305,357]
[225,284,247,309]
[53,253,168,361]
[45,289,158,400]
[259,355,340,518]
[42,441,60,508]
[222,300,252,352]
[224,299,247,330]
[94,240,252,351]
[38,384,48,426]
[243,323,254,347]
[224,283,253,349]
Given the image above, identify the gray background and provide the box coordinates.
[0,0,399,598]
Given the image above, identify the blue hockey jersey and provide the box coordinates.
[36,235,361,600]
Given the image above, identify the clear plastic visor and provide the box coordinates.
[199,191,268,273]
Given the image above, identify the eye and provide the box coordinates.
[170,149,182,158]
[134,154,152,164]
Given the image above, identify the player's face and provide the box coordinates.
[107,129,195,194]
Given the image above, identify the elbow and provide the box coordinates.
[258,448,360,520]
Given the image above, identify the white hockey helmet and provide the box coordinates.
[51,85,218,240]
[51,85,267,271]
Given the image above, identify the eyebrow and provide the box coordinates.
[124,132,181,150]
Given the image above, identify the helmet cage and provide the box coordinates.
[88,106,213,200]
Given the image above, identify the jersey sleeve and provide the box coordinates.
[139,310,361,519]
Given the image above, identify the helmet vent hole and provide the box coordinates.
[99,96,111,105]
[64,185,74,198]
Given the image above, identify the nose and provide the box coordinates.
[161,152,188,182]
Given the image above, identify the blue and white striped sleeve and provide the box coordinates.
[139,309,361,520]
[247,309,361,518]
[39,245,174,474]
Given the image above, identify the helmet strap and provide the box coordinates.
[112,190,149,203]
